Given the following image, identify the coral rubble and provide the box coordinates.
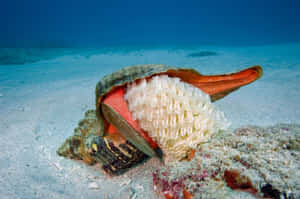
[153,124,300,199]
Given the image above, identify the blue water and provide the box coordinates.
[1,1,300,199]
[1,0,300,47]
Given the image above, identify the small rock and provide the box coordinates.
[88,182,99,190]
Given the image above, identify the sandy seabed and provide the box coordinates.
[0,43,299,199]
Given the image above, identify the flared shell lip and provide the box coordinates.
[95,64,263,158]
[96,64,262,120]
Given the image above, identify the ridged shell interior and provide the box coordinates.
[124,75,230,163]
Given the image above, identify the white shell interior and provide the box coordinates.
[124,75,230,163]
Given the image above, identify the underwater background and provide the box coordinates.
[1,0,300,47]
[0,0,300,199]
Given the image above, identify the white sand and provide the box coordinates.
[0,43,299,199]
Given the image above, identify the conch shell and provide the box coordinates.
[57,64,262,175]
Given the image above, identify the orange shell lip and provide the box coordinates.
[101,66,263,158]
[103,87,159,150]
